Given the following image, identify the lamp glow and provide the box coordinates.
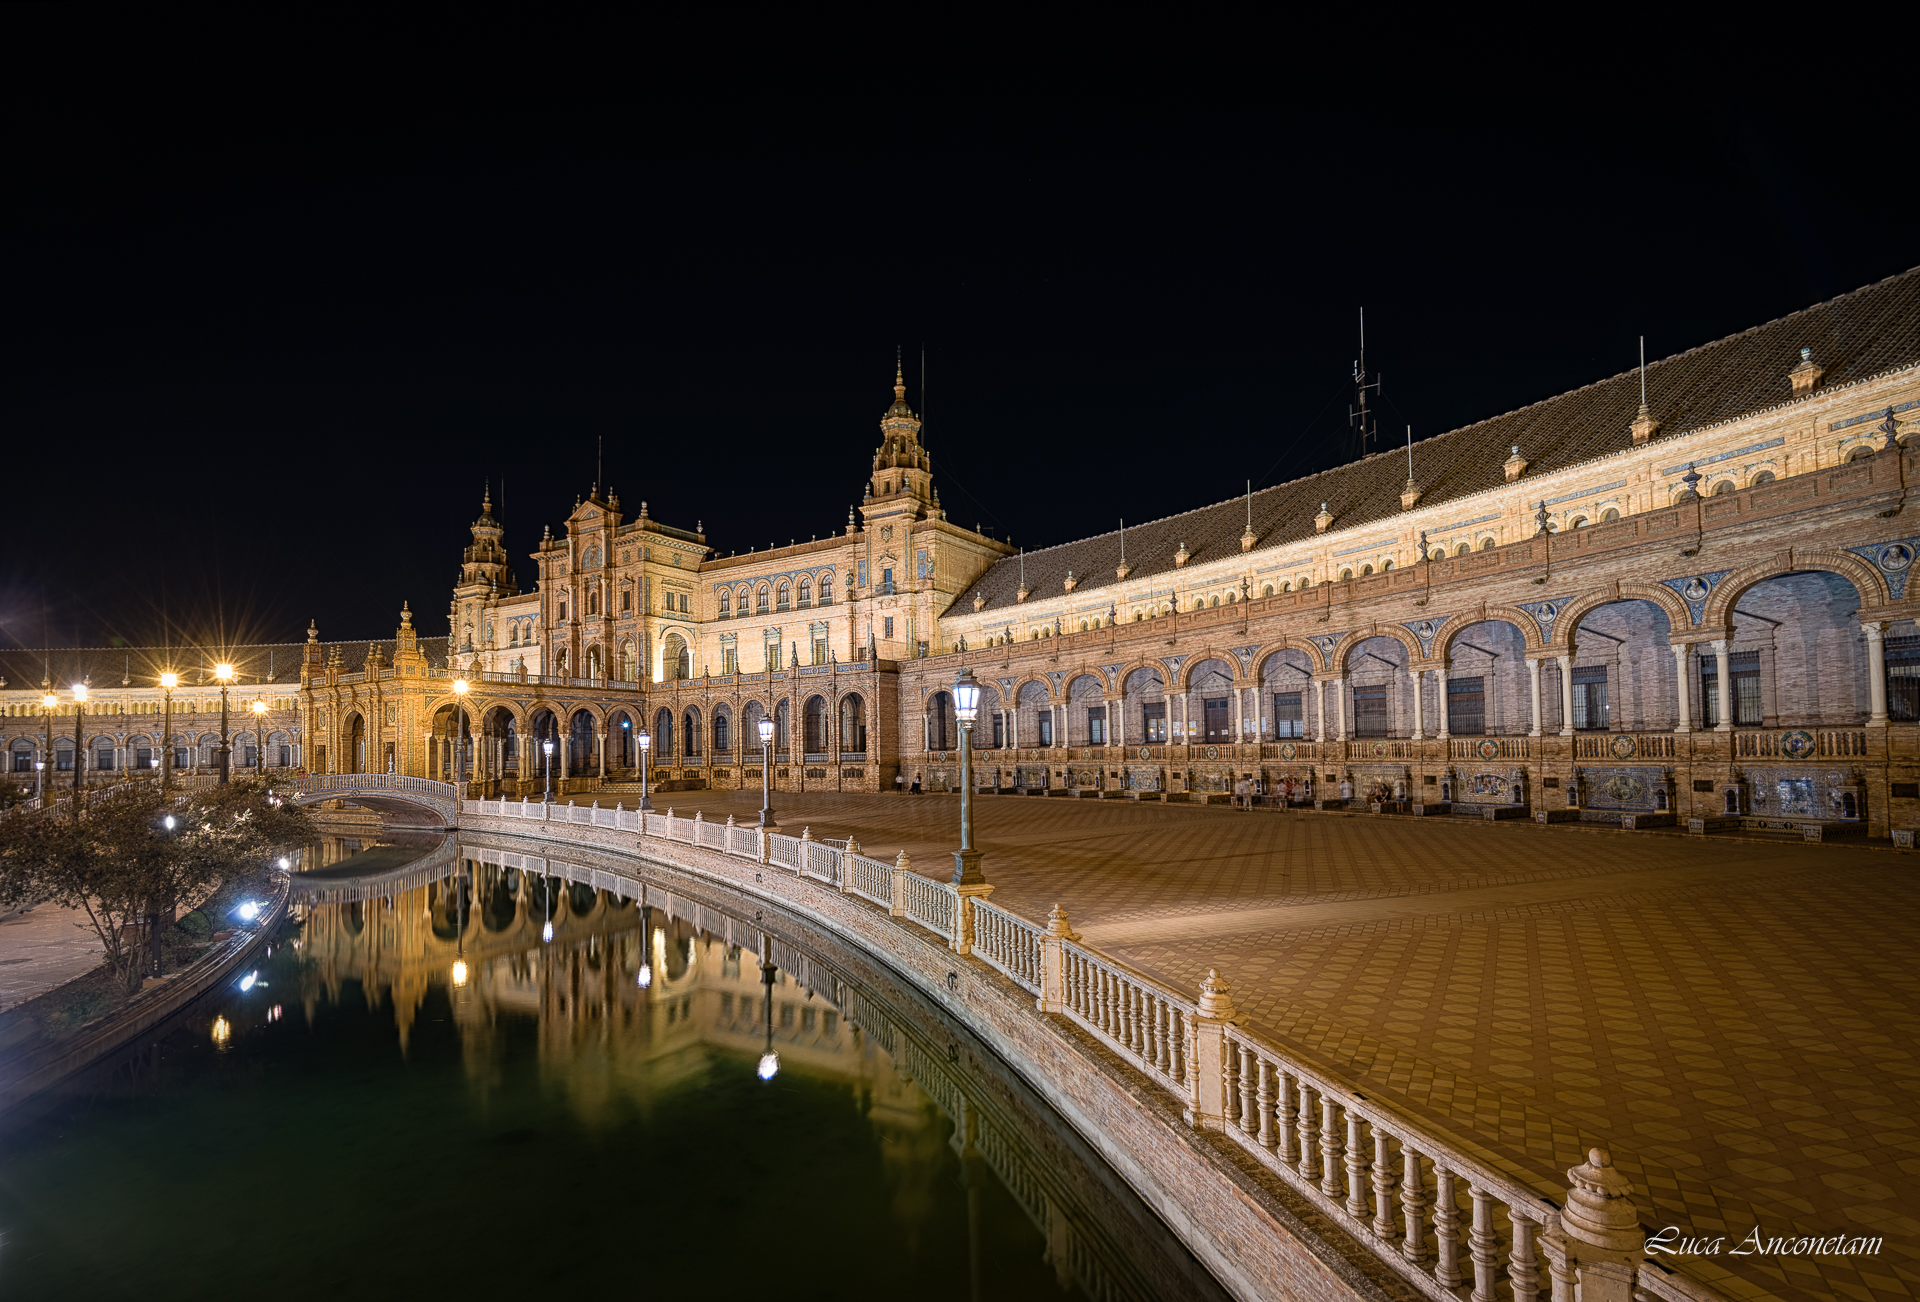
[71,683,88,703]
[238,970,257,991]
[451,959,469,986]
[237,902,260,922]
[757,1052,781,1080]
[637,964,652,988]
[637,729,650,752]
[278,856,289,869]
[542,740,554,756]
[757,717,774,744]
[211,1016,231,1044]
[542,921,554,943]
[159,672,179,689]
[215,663,234,682]
[42,693,58,710]
[164,815,176,830]
[953,670,980,723]
[453,679,469,695]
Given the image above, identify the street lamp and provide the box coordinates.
[757,956,780,1080]
[70,680,89,809]
[159,672,178,792]
[637,727,653,811]
[214,663,235,784]
[452,679,470,793]
[757,715,777,829]
[951,668,985,885]
[542,737,555,803]
[39,688,57,804]
[251,698,269,776]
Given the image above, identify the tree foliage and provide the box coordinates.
[0,779,319,991]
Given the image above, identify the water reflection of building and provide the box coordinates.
[291,846,1209,1301]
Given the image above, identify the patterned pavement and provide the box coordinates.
[630,789,1920,1302]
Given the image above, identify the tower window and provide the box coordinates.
[558,601,567,621]
[622,590,632,611]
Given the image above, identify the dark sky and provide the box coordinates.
[4,21,1915,652]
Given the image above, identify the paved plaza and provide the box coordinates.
[0,903,108,1014]
[632,788,1919,1302]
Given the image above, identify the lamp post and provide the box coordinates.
[71,680,89,809]
[757,955,780,1080]
[757,715,777,829]
[159,672,178,793]
[214,662,235,784]
[40,687,57,804]
[542,737,555,803]
[637,727,653,811]
[452,679,470,793]
[952,668,984,885]
[251,698,269,777]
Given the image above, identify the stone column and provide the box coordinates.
[596,730,606,778]
[1314,680,1327,742]
[1232,686,1243,744]
[1864,621,1889,726]
[1527,658,1543,737]
[1332,677,1346,740]
[1409,667,1425,740]
[1112,693,1125,749]
[1558,654,1576,737]
[1671,643,1692,733]
[1436,664,1451,739]
[1709,639,1733,731]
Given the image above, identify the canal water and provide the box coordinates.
[0,832,1226,1301]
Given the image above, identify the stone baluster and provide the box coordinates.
[1296,1083,1320,1181]
[1469,1183,1500,1302]
[1370,1125,1398,1240]
[1509,1213,1542,1302]
[1399,1149,1428,1265]
[1433,1166,1464,1288]
[1319,1095,1343,1197]
[1274,1071,1298,1163]
[1344,1109,1369,1218]
[1256,1059,1276,1149]
[1239,1044,1258,1134]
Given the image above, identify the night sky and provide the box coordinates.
[5,24,1915,653]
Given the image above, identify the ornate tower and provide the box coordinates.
[450,487,517,658]
[867,353,933,508]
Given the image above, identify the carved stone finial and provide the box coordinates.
[1561,1148,1641,1251]
[1314,503,1334,534]
[1063,570,1078,593]
[973,591,986,612]
[1115,561,1132,581]
[1044,903,1080,940]
[1630,401,1661,445]
[1240,525,1257,552]
[1196,967,1237,1020]
[1788,346,1825,397]
[1174,541,1191,568]
[1400,477,1423,511]
[1016,584,1030,603]
[1503,446,1529,482]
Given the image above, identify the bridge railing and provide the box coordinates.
[457,790,1710,1302]
[292,773,459,804]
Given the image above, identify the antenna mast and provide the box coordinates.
[1349,307,1382,461]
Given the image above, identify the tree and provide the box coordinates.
[0,779,319,993]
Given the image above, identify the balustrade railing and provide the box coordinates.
[1572,732,1675,759]
[455,790,1729,1302]
[899,870,954,939]
[1448,737,1532,759]
[969,900,1041,991]
[1061,944,1190,1094]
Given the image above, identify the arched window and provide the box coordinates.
[820,575,832,603]
[683,709,702,757]
[663,633,691,681]
[1600,507,1621,522]
[1569,516,1589,529]
[1430,549,1446,561]
[798,578,811,605]
[1208,595,1219,607]
[1749,470,1775,487]
[1381,560,1393,571]
[1710,479,1734,496]
[777,583,790,610]
[756,586,770,614]
[586,644,602,678]
[1268,584,1279,595]
[620,639,636,682]
[713,710,731,752]
[719,592,731,617]
[1340,568,1354,580]
[1298,576,1311,589]
[555,649,568,676]
[804,695,828,754]
[1226,591,1237,603]
[588,590,599,615]
[1847,445,1875,462]
[1479,537,1496,551]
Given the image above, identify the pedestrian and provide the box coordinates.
[910,771,923,795]
[895,772,905,795]
[1235,775,1253,811]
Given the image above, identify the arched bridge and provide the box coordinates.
[287,774,461,828]
[289,835,460,904]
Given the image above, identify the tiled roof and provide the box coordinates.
[950,266,1920,617]
[0,637,453,690]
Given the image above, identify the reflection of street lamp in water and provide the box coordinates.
[541,874,553,943]
[636,905,652,988]
[757,957,780,1080]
